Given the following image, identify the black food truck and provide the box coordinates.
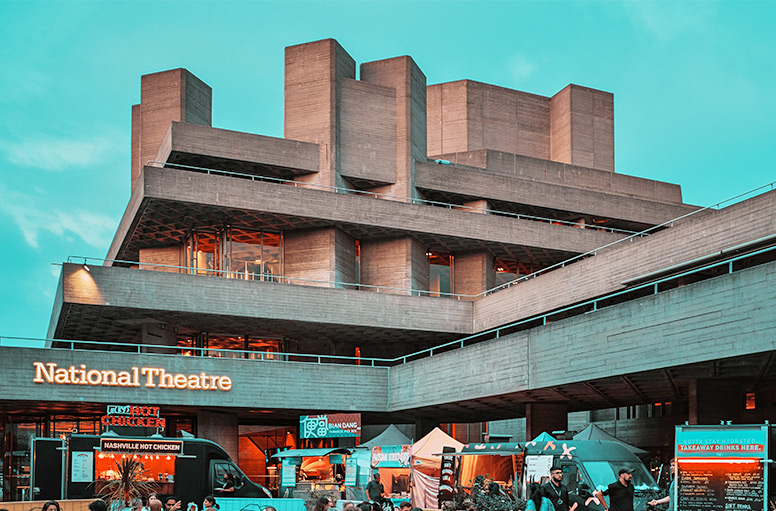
[30,433,271,504]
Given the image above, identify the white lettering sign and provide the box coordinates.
[33,362,232,391]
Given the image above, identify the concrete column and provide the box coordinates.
[284,39,356,189]
[453,252,495,298]
[550,84,614,172]
[360,237,428,295]
[198,410,240,462]
[284,227,356,288]
[361,56,427,200]
[131,68,212,190]
[525,403,568,442]
[689,379,742,425]
[415,418,438,439]
[139,246,183,273]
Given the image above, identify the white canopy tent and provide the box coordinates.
[409,428,464,509]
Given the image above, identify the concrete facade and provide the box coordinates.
[3,39,775,498]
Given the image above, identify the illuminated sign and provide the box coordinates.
[100,438,183,455]
[300,414,361,438]
[102,405,166,429]
[675,425,768,459]
[33,362,232,391]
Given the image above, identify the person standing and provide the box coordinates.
[526,483,556,511]
[648,459,676,511]
[542,466,570,511]
[596,468,635,511]
[366,472,385,504]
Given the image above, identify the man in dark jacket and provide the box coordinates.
[596,468,635,511]
[542,466,570,511]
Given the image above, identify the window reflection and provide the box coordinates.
[176,334,284,360]
[185,227,283,281]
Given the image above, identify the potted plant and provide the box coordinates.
[98,457,160,509]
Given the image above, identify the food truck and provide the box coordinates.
[448,439,658,511]
[30,433,272,504]
[674,424,769,511]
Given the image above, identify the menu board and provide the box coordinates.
[677,461,763,511]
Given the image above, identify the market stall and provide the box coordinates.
[273,447,353,500]
[409,427,463,509]
[360,425,413,502]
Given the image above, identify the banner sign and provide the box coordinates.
[371,445,411,468]
[281,463,297,487]
[675,425,768,459]
[300,414,361,438]
[100,438,183,455]
[675,425,768,511]
[345,457,358,486]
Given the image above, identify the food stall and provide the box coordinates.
[359,426,414,503]
[274,447,353,500]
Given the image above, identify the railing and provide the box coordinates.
[10,240,776,366]
[65,256,479,300]
[150,160,643,235]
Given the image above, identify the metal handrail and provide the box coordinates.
[0,336,394,367]
[149,160,643,235]
[12,241,776,365]
[64,256,478,299]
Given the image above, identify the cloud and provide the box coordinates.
[626,2,715,44]
[0,134,121,171]
[509,54,537,82]
[0,184,116,250]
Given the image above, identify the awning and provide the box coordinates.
[434,442,522,456]
[272,447,353,459]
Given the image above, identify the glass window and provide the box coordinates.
[584,461,658,492]
[428,251,453,297]
[495,259,519,287]
[226,228,282,281]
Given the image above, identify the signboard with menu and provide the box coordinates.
[675,425,768,511]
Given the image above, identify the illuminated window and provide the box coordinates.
[428,251,453,297]
[746,393,756,410]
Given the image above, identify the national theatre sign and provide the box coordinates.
[32,362,233,391]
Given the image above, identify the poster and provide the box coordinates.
[345,457,358,486]
[71,451,94,483]
[281,463,297,487]
[525,455,554,483]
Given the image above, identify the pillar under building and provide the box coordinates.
[198,410,240,462]
[525,403,568,441]
[689,379,742,425]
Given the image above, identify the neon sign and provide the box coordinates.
[33,362,232,391]
[102,405,166,429]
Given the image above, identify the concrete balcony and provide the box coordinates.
[107,166,626,265]
[48,262,474,347]
[154,122,320,179]
[415,159,697,228]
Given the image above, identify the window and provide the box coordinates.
[428,251,453,297]
[185,227,283,280]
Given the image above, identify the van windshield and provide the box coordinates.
[584,461,658,492]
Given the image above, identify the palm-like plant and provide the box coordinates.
[98,457,159,508]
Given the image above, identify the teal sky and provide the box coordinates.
[1,0,774,341]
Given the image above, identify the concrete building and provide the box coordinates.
[2,38,776,501]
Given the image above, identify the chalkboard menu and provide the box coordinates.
[677,461,763,511]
